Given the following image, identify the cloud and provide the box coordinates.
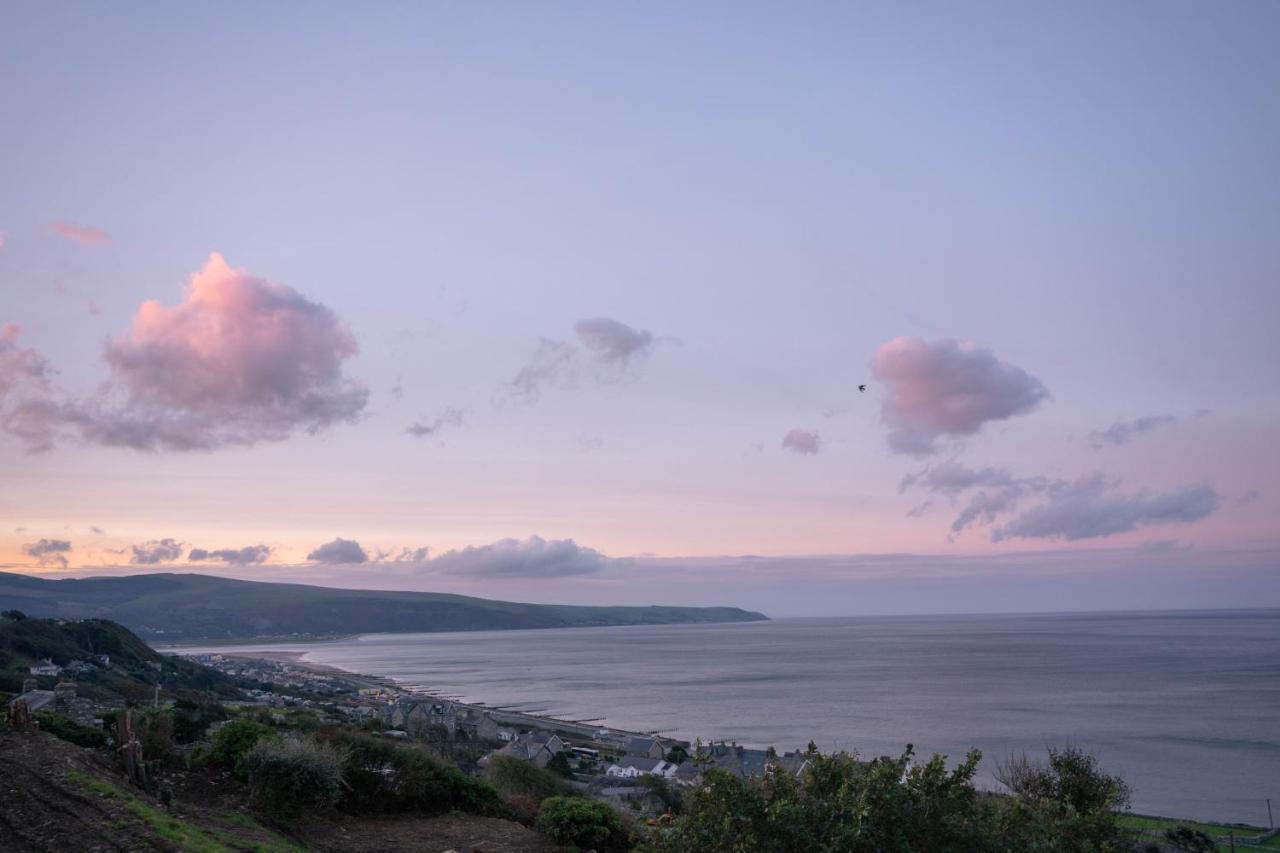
[428,535,612,578]
[1,253,368,452]
[1088,415,1176,449]
[406,407,465,438]
[0,324,53,398]
[502,338,580,404]
[307,537,368,564]
[129,538,184,564]
[22,538,72,568]
[900,460,1018,496]
[372,546,431,563]
[89,526,105,534]
[501,317,663,406]
[872,337,1049,455]
[574,318,655,366]
[905,501,933,518]
[992,474,1218,542]
[781,428,821,455]
[899,460,1049,534]
[189,544,272,565]
[51,221,110,244]
[0,231,6,248]
[951,484,1038,534]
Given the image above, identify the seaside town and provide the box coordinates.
[180,651,816,814]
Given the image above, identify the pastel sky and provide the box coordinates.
[2,2,1277,616]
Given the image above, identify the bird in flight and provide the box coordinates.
[858,384,867,392]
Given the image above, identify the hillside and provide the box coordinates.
[0,614,241,700]
[0,571,768,641]
[0,729,556,853]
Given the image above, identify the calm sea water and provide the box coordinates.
[182,610,1280,824]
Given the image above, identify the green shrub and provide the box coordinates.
[537,796,631,852]
[135,707,176,762]
[333,731,504,817]
[34,711,106,748]
[210,718,275,774]
[486,755,571,801]
[546,750,574,779]
[241,735,347,818]
[170,698,227,744]
[645,744,1135,853]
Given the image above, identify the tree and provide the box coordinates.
[0,610,26,621]
[537,797,632,852]
[993,745,1132,850]
[546,750,575,779]
[643,746,993,852]
[665,744,689,765]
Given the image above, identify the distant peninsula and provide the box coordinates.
[0,571,768,641]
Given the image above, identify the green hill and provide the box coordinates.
[0,571,768,642]
[0,612,241,700]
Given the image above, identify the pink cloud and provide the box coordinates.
[0,324,53,397]
[872,337,1049,455]
[51,221,110,244]
[1,254,368,452]
[781,428,822,455]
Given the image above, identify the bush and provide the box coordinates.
[135,707,176,762]
[241,735,347,818]
[170,698,227,744]
[645,747,993,852]
[332,731,505,817]
[537,796,632,852]
[504,793,543,825]
[210,718,275,774]
[644,744,1135,853]
[34,711,106,748]
[993,745,1132,849]
[546,750,575,779]
[486,755,571,801]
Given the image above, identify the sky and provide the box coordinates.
[2,2,1278,616]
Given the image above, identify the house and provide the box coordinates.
[587,776,670,814]
[625,736,666,761]
[481,731,565,769]
[28,659,61,677]
[605,755,677,779]
[456,707,499,742]
[689,743,775,780]
[387,699,458,738]
[7,689,55,715]
[7,680,98,727]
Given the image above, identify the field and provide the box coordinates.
[1118,813,1279,850]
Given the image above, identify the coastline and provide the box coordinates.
[195,648,1280,843]
[201,646,687,752]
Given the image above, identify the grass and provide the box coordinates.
[1119,813,1279,849]
[66,769,306,853]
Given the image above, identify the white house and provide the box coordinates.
[605,756,677,779]
[28,659,61,677]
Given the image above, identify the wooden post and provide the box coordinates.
[116,709,148,790]
[8,698,32,732]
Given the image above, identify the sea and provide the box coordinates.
[174,610,1280,825]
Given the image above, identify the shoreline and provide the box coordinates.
[205,647,685,749]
